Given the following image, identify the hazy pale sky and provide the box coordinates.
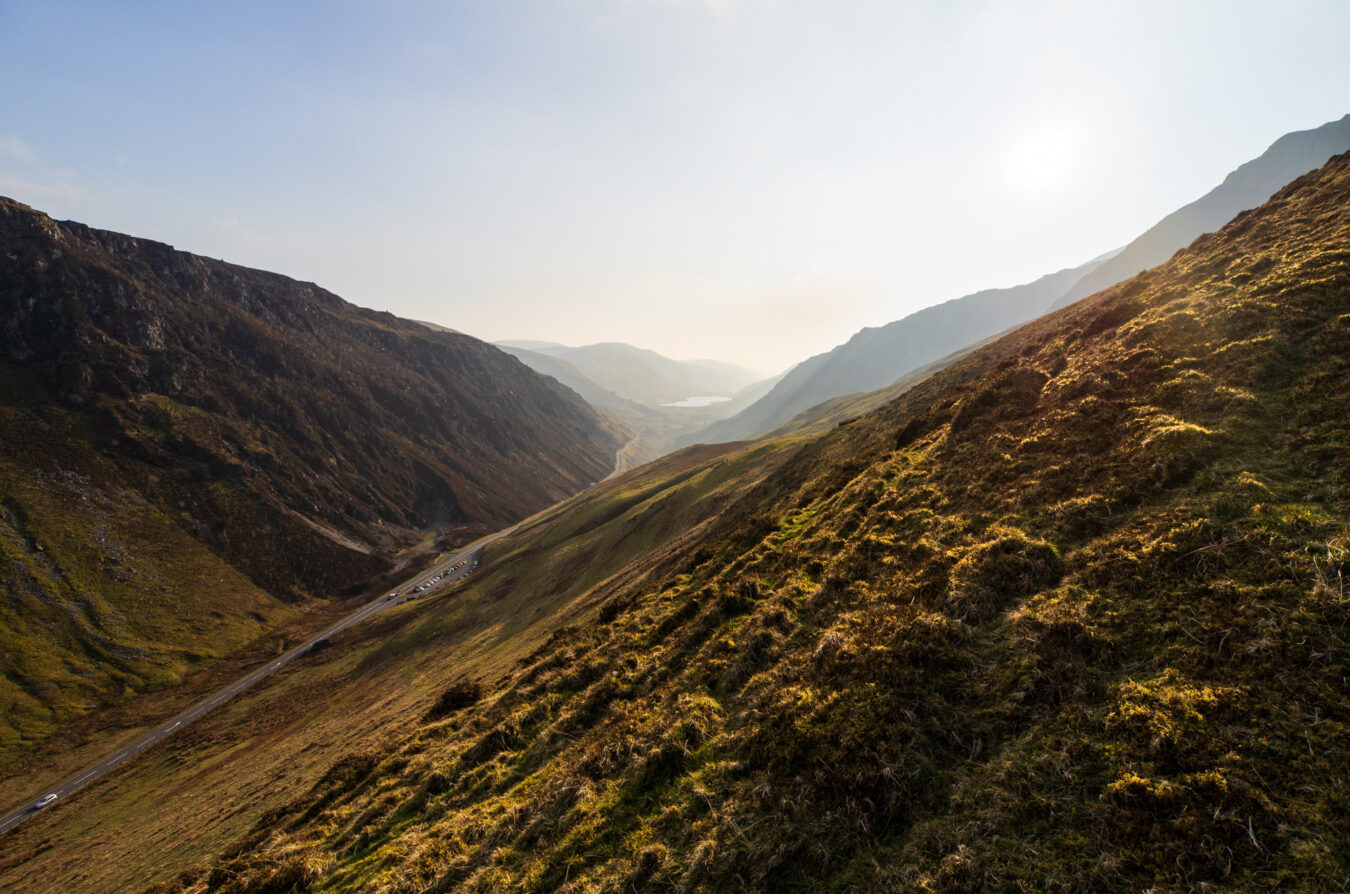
[2,1,1348,374]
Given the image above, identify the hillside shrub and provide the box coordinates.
[423,678,483,721]
[946,528,1063,622]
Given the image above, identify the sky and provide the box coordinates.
[2,1,1348,375]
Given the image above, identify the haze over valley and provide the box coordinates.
[3,4,1350,892]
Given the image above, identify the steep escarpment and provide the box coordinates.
[0,197,619,753]
[155,151,1350,892]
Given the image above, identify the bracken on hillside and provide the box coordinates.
[160,152,1350,892]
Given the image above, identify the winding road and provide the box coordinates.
[0,526,516,836]
[604,432,643,481]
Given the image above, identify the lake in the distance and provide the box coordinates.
[663,396,732,408]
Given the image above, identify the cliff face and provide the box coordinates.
[0,197,619,752]
[1,197,619,590]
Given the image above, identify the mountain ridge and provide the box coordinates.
[688,114,1350,448]
[685,256,1103,445]
[0,195,621,758]
[1049,111,1350,310]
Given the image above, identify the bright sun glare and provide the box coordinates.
[1002,127,1079,194]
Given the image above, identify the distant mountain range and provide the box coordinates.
[494,343,635,412]
[486,338,783,464]
[688,113,1350,446]
[0,196,620,752]
[497,340,765,408]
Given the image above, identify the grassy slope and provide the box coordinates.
[0,439,793,893]
[130,153,1350,892]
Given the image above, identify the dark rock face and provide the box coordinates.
[0,197,620,598]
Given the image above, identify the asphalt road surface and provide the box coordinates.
[0,526,516,837]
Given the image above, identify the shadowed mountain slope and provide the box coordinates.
[0,438,796,892]
[140,153,1350,891]
[0,197,619,756]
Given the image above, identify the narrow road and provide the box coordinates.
[604,432,643,481]
[0,526,516,837]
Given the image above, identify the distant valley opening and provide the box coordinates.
[661,395,732,408]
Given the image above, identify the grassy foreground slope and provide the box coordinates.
[0,439,792,893]
[155,151,1350,893]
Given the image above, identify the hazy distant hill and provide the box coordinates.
[494,343,634,411]
[1048,112,1350,310]
[0,196,619,752]
[717,371,784,416]
[500,340,765,407]
[688,114,1350,447]
[495,338,565,351]
[684,357,766,382]
[758,335,998,441]
[685,256,1105,445]
[411,319,461,334]
[493,340,786,467]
